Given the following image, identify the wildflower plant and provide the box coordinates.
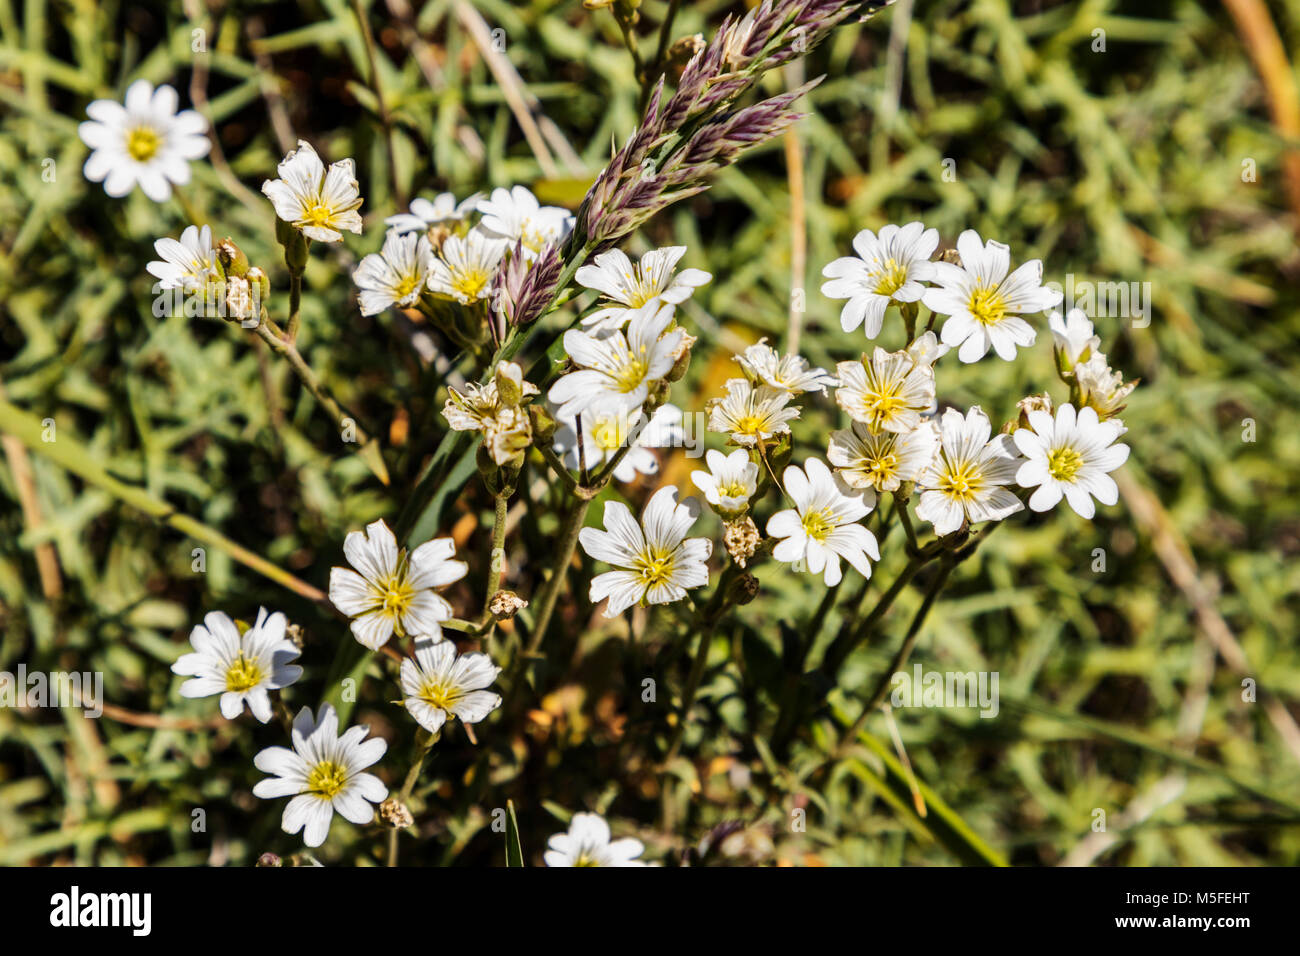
[13,0,1231,872]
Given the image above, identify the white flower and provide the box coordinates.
[906,330,950,369]
[171,608,301,723]
[353,230,435,316]
[328,519,468,650]
[476,185,574,260]
[821,222,940,339]
[1048,308,1100,371]
[691,448,760,517]
[544,812,647,867]
[1013,403,1129,519]
[425,228,508,304]
[767,458,879,586]
[385,192,483,234]
[548,302,684,420]
[261,140,363,242]
[146,224,219,292]
[252,704,388,848]
[706,377,800,447]
[916,407,1024,535]
[575,246,711,332]
[828,420,939,493]
[835,347,936,435]
[78,79,210,202]
[735,338,838,395]
[922,230,1061,363]
[553,403,684,483]
[1075,352,1138,420]
[399,640,502,734]
[579,486,712,617]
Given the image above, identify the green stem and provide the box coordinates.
[482,492,510,618]
[286,269,303,343]
[388,732,438,867]
[663,622,712,766]
[860,557,955,713]
[0,399,328,605]
[820,552,931,677]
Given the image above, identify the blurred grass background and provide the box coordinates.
[1,0,1299,866]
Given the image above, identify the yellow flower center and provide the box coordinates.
[377,572,415,622]
[300,202,335,229]
[306,760,348,799]
[938,460,982,502]
[801,508,834,542]
[866,452,899,481]
[451,268,491,300]
[395,275,421,299]
[420,680,455,712]
[733,414,766,437]
[590,417,629,452]
[224,652,265,693]
[636,548,676,589]
[718,480,749,499]
[127,126,161,162]
[872,258,909,297]
[968,285,1007,326]
[860,384,907,431]
[613,358,649,392]
[1047,446,1084,482]
[573,854,601,867]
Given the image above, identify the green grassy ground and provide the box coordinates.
[1,0,1298,866]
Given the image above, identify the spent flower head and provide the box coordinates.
[736,339,838,395]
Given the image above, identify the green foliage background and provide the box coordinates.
[1,0,1298,866]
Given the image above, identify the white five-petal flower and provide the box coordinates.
[385,192,483,234]
[579,486,712,617]
[828,420,939,494]
[544,812,647,867]
[399,640,502,734]
[835,347,936,435]
[706,377,800,447]
[146,224,219,292]
[425,228,509,304]
[476,186,574,260]
[78,79,210,202]
[575,246,712,332]
[252,704,388,848]
[767,458,879,586]
[548,302,684,420]
[171,608,302,723]
[552,403,685,483]
[261,140,364,242]
[736,338,838,394]
[915,406,1024,535]
[821,222,940,339]
[922,230,1061,363]
[691,448,760,517]
[353,230,435,316]
[328,519,468,650]
[1013,403,1129,519]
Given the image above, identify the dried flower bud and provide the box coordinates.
[667,330,697,382]
[667,34,706,70]
[256,852,283,867]
[216,238,249,277]
[724,516,760,568]
[729,571,760,605]
[1015,392,1053,432]
[940,247,962,267]
[489,589,528,621]
[380,797,414,829]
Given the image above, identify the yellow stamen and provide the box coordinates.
[873,258,909,297]
[127,126,161,162]
[968,285,1007,326]
[224,652,265,693]
[938,460,982,502]
[801,509,834,541]
[306,761,348,799]
[1047,446,1084,482]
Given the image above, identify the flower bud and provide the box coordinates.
[379,797,414,829]
[528,404,557,445]
[216,238,250,277]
